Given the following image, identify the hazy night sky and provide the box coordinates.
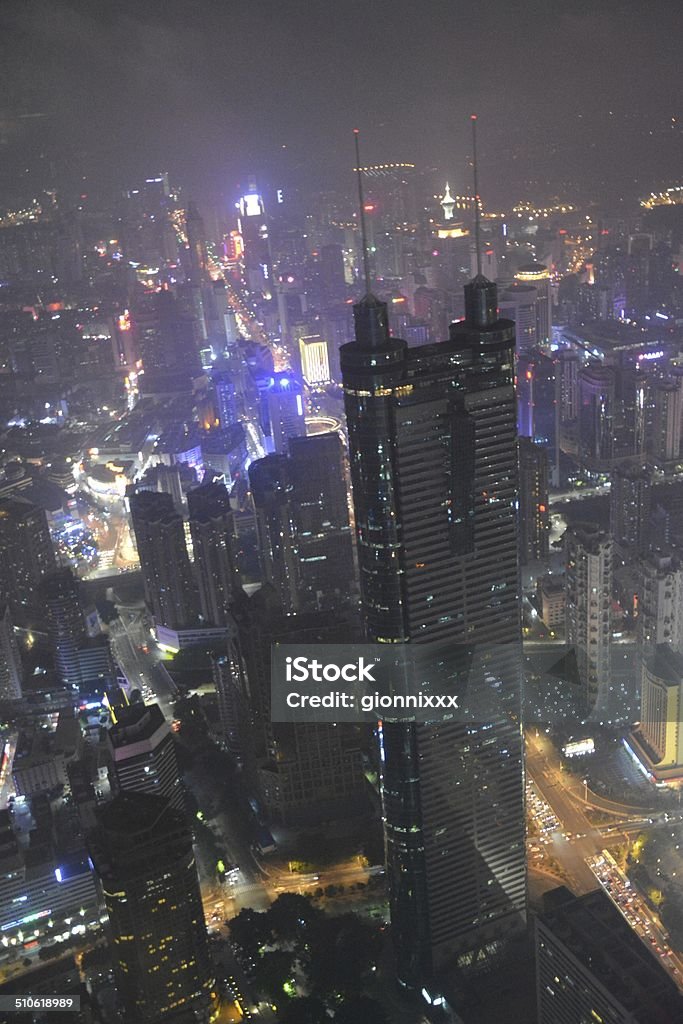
[0,0,681,214]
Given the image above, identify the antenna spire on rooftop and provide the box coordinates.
[353,128,372,296]
[471,114,482,277]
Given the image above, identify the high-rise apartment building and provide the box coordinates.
[0,603,22,700]
[518,438,549,565]
[565,523,612,712]
[610,461,652,559]
[129,489,197,630]
[341,278,526,988]
[40,568,87,688]
[649,378,682,467]
[0,495,56,614]
[187,477,238,626]
[638,551,683,652]
[555,348,581,458]
[90,793,215,1023]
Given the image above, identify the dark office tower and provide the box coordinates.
[341,279,526,989]
[536,887,683,1024]
[91,793,215,1024]
[648,379,682,467]
[187,478,238,626]
[185,201,209,286]
[132,290,202,381]
[129,490,197,630]
[121,172,178,268]
[555,348,580,456]
[288,433,355,610]
[0,496,56,614]
[610,461,652,559]
[578,363,616,470]
[249,456,300,613]
[518,439,550,565]
[228,595,367,826]
[0,604,22,700]
[565,522,612,713]
[106,703,184,813]
[238,179,272,301]
[40,568,87,688]
[320,243,347,306]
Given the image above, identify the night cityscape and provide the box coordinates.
[1,1,683,1022]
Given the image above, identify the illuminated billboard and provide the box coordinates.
[240,193,264,218]
[563,738,595,758]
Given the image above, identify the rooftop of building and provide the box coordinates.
[108,701,167,749]
[644,643,683,684]
[538,887,683,1024]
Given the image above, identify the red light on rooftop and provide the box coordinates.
[363,204,375,212]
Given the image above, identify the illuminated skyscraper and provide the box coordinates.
[515,262,552,347]
[238,179,272,300]
[299,334,331,387]
[262,372,306,454]
[499,282,539,353]
[341,278,526,988]
[90,793,214,1023]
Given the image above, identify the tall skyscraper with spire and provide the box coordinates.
[341,124,525,987]
[341,278,526,988]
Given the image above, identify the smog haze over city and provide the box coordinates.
[1,2,683,1023]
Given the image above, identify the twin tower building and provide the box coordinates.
[340,274,526,989]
